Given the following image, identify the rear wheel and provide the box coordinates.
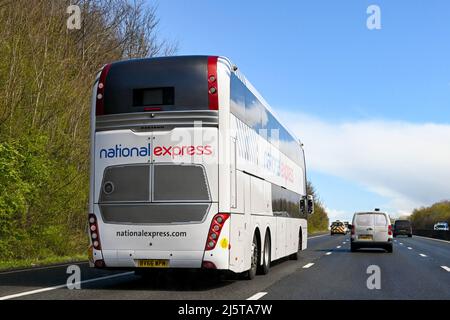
[260,233,271,275]
[408,234,412,238]
[350,243,358,252]
[290,229,302,260]
[386,243,393,253]
[244,233,259,280]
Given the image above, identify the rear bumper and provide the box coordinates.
[351,240,392,248]
[394,230,411,235]
[101,249,204,268]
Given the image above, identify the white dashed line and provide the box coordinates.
[325,252,332,255]
[441,266,450,272]
[0,272,134,300]
[399,243,404,245]
[342,242,346,244]
[336,246,341,249]
[407,247,412,250]
[308,234,328,239]
[419,253,427,257]
[247,292,268,300]
[302,263,314,269]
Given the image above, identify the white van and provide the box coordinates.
[349,211,393,253]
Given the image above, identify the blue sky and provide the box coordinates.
[155,0,450,221]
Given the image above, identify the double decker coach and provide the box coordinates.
[88,56,314,279]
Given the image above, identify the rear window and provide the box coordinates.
[153,164,210,201]
[355,214,373,226]
[374,214,388,226]
[395,220,411,228]
[103,56,209,115]
[332,222,343,227]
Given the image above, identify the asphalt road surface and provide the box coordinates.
[1,234,449,300]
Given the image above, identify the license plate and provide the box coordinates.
[137,259,169,268]
[359,235,373,240]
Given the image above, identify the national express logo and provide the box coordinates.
[99,144,213,159]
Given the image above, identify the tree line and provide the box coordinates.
[409,201,450,230]
[0,0,175,265]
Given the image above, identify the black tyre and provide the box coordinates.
[290,229,302,260]
[386,244,393,253]
[408,234,412,238]
[350,243,358,252]
[260,232,271,275]
[244,233,259,280]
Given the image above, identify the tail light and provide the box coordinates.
[205,213,229,251]
[351,226,355,236]
[95,63,111,116]
[202,261,217,269]
[88,214,102,250]
[388,224,393,236]
[207,56,218,110]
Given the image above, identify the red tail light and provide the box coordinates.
[202,261,217,269]
[351,226,355,236]
[388,224,392,236]
[205,213,229,250]
[207,56,218,110]
[88,214,102,250]
[95,63,111,116]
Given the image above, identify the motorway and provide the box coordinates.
[0,234,449,300]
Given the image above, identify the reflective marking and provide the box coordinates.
[0,272,134,300]
[302,263,314,269]
[336,246,341,249]
[441,266,450,272]
[407,247,412,250]
[399,243,403,245]
[419,253,427,257]
[325,252,332,255]
[247,292,267,300]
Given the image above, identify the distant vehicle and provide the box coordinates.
[343,221,350,234]
[434,222,449,231]
[349,211,393,253]
[393,220,412,237]
[330,221,346,235]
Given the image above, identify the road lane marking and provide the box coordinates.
[342,242,346,244]
[414,235,450,244]
[247,292,267,300]
[302,263,314,269]
[308,234,328,239]
[399,243,404,245]
[394,240,397,242]
[0,261,88,275]
[336,245,341,249]
[0,271,134,300]
[325,252,332,255]
[407,247,412,250]
[441,266,450,272]
[419,253,427,257]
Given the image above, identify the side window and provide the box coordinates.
[230,74,246,121]
[271,184,301,218]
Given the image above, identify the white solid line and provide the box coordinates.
[302,263,314,269]
[419,253,427,257]
[247,292,268,300]
[336,245,341,249]
[0,271,134,300]
[0,261,88,275]
[325,252,332,255]
[407,247,412,250]
[308,234,328,239]
[414,235,450,244]
[441,266,450,272]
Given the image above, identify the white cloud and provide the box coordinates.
[279,112,450,217]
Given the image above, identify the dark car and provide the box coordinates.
[393,220,412,237]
